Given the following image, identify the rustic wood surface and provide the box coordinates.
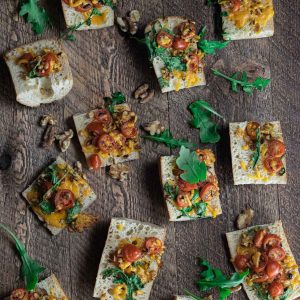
[0,0,299,299]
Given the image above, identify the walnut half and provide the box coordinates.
[108,164,130,181]
[143,120,165,136]
[56,129,74,152]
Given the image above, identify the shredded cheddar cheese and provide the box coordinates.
[240,161,248,171]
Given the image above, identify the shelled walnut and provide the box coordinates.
[108,164,130,181]
[143,120,165,135]
[56,129,73,152]
[134,83,155,103]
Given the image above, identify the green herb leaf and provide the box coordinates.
[252,128,261,169]
[164,182,178,201]
[158,77,170,88]
[100,0,116,9]
[211,69,271,94]
[39,200,55,214]
[104,92,126,113]
[176,146,207,184]
[198,39,230,55]
[0,223,45,291]
[19,0,51,34]
[142,129,197,149]
[66,201,81,224]
[184,289,204,300]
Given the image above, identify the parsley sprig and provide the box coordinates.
[211,69,271,94]
[104,92,126,113]
[252,128,261,169]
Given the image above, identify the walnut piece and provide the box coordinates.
[109,164,130,181]
[56,129,73,152]
[236,208,254,229]
[41,125,57,148]
[143,120,165,136]
[40,114,57,127]
[74,161,87,180]
[117,10,140,35]
[134,83,155,103]
[68,214,98,233]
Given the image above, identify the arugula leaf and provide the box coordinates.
[19,0,51,34]
[198,39,230,55]
[66,201,81,224]
[142,129,197,149]
[0,223,45,291]
[252,128,261,169]
[28,59,41,78]
[46,165,59,185]
[104,92,126,113]
[188,100,223,144]
[164,182,178,201]
[39,200,55,214]
[176,146,207,184]
[211,69,271,94]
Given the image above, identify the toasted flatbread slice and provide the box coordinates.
[229,121,287,185]
[93,218,166,299]
[22,157,97,235]
[144,16,206,93]
[61,1,114,30]
[226,221,300,300]
[4,40,73,107]
[159,155,222,221]
[221,0,274,40]
[73,104,140,168]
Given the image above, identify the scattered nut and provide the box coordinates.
[116,10,140,35]
[143,120,165,136]
[126,17,138,35]
[230,285,242,293]
[236,208,254,229]
[109,164,130,181]
[116,17,128,32]
[40,114,58,127]
[68,214,98,233]
[74,161,87,180]
[41,125,57,149]
[134,83,155,103]
[56,129,74,152]
[129,10,140,23]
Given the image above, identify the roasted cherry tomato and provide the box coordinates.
[234,254,249,271]
[94,109,112,126]
[88,154,102,170]
[177,177,197,192]
[172,37,189,50]
[199,183,218,202]
[230,0,242,12]
[266,260,282,278]
[10,288,28,300]
[177,21,196,39]
[246,122,260,140]
[263,234,282,249]
[267,246,286,261]
[254,229,266,248]
[86,121,105,135]
[263,157,284,174]
[97,134,116,153]
[176,193,191,208]
[121,244,142,262]
[120,122,137,138]
[253,273,269,283]
[93,0,104,8]
[38,53,58,77]
[268,281,284,297]
[186,53,200,72]
[75,1,93,12]
[253,252,268,273]
[267,140,286,158]
[54,189,75,211]
[144,237,163,254]
[156,30,174,48]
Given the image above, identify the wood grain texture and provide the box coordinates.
[0,0,299,299]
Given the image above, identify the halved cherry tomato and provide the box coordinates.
[120,122,137,138]
[267,246,286,261]
[75,1,93,12]
[38,53,58,77]
[231,0,242,12]
[176,193,191,208]
[54,189,75,211]
[268,281,284,297]
[267,140,286,158]
[263,157,284,174]
[246,122,260,141]
[186,53,200,72]
[263,234,282,249]
[121,244,142,262]
[265,260,282,278]
[94,109,112,126]
[88,154,102,170]
[172,37,189,50]
[177,21,196,39]
[156,31,174,48]
[177,177,197,192]
[254,229,266,248]
[144,237,163,254]
[234,254,249,271]
[10,288,28,300]
[199,183,218,202]
[253,253,268,273]
[93,0,103,8]
[97,134,116,153]
[253,273,269,283]
[86,121,105,135]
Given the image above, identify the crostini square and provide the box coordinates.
[229,121,287,185]
[22,157,97,235]
[221,0,275,40]
[4,40,73,107]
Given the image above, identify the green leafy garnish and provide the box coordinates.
[0,223,45,291]
[158,77,170,88]
[142,129,197,149]
[66,201,82,224]
[103,268,144,300]
[28,59,41,78]
[178,201,207,219]
[176,146,207,184]
[188,100,223,144]
[211,69,271,94]
[19,0,51,34]
[46,165,59,185]
[39,200,55,214]
[100,0,116,9]
[164,182,179,201]
[60,8,101,41]
[252,128,261,169]
[104,92,126,113]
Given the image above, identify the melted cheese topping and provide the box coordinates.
[83,9,109,26]
[32,206,67,228]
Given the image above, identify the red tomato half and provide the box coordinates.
[10,288,28,300]
[246,121,260,140]
[267,140,286,158]
[199,183,218,202]
[268,281,284,297]
[177,21,196,39]
[144,237,163,254]
[172,37,189,50]
[254,229,266,248]
[94,109,112,126]
[263,234,282,249]
[156,31,174,48]
[121,244,142,262]
[54,189,75,211]
[267,246,286,261]
[186,53,200,72]
[86,121,105,135]
[88,154,102,170]
[120,122,137,138]
[234,255,249,271]
[265,260,282,278]
[253,273,269,283]
[97,134,116,153]
[38,53,58,77]
[176,193,190,208]
[177,177,197,192]
[263,157,284,174]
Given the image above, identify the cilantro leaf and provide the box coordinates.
[176,146,207,184]
[252,128,261,169]
[19,0,51,34]
[104,92,126,113]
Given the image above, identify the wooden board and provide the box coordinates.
[0,0,299,299]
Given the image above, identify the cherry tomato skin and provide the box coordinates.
[187,54,200,72]
[265,260,282,278]
[94,109,112,126]
[234,255,249,271]
[268,281,284,297]
[267,140,286,158]
[86,121,105,135]
[54,189,75,211]
[172,37,189,50]
[177,177,197,192]
[75,1,93,12]
[176,193,190,208]
[246,122,260,140]
[156,31,174,48]
[254,229,266,248]
[263,234,282,249]
[121,244,142,262]
[38,53,57,77]
[199,183,218,202]
[231,0,242,12]
[88,154,102,170]
[97,134,116,153]
[253,273,269,283]
[263,157,284,174]
[253,253,268,273]
[93,1,103,8]
[267,246,286,261]
[120,123,137,138]
[177,21,196,39]
[144,237,163,254]
[10,288,28,300]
